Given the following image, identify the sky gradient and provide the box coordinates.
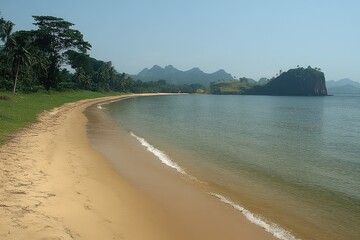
[1,0,359,81]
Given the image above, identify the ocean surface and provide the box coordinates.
[103,94,360,240]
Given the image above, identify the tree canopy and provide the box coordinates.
[0,17,14,44]
[32,16,92,90]
[0,14,204,94]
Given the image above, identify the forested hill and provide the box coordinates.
[210,67,328,96]
[133,65,233,86]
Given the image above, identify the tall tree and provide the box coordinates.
[5,31,33,94]
[0,17,14,44]
[94,61,116,91]
[32,16,91,90]
[74,67,92,89]
[0,17,15,88]
[65,50,93,76]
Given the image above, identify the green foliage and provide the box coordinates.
[210,80,255,94]
[0,14,205,95]
[32,16,92,90]
[0,91,120,144]
[32,16,91,53]
[5,31,33,93]
[0,17,14,44]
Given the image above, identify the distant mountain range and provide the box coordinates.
[132,65,360,94]
[132,65,233,86]
[326,78,360,88]
[326,78,360,94]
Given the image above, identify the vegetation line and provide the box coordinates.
[0,91,119,145]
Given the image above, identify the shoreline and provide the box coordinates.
[0,93,277,239]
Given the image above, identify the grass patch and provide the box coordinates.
[0,90,121,145]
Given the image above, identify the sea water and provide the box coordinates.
[103,94,360,240]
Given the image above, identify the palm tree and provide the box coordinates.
[1,18,15,85]
[94,62,114,91]
[74,67,91,89]
[5,33,32,94]
[31,47,49,79]
[118,73,128,92]
[0,18,14,44]
[107,62,117,89]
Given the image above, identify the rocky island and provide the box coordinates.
[210,67,328,96]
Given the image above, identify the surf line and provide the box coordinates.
[210,193,298,240]
[129,132,297,240]
[130,132,186,175]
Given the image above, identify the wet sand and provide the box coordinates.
[0,94,277,239]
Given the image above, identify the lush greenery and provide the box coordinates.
[0,15,202,94]
[0,91,121,144]
[210,67,328,96]
[210,80,255,94]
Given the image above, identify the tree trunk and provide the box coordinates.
[45,57,57,91]
[13,61,20,95]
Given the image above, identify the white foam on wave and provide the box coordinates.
[210,193,299,240]
[130,132,187,175]
[129,133,297,239]
[97,97,132,110]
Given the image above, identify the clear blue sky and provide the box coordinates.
[1,0,359,81]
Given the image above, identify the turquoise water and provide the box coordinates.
[105,95,360,240]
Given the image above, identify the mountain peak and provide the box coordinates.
[214,69,226,73]
[134,65,233,86]
[151,65,163,70]
[165,65,176,69]
[187,67,203,73]
[137,67,149,75]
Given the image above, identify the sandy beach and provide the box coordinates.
[0,93,277,239]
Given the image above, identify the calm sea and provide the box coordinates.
[104,94,360,240]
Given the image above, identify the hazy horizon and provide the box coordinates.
[132,64,358,82]
[2,0,359,82]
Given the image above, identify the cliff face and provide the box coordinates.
[252,67,328,96]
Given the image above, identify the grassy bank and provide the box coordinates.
[0,91,121,145]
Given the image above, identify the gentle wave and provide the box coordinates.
[130,132,187,175]
[210,193,298,240]
[97,99,125,110]
[130,131,297,240]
